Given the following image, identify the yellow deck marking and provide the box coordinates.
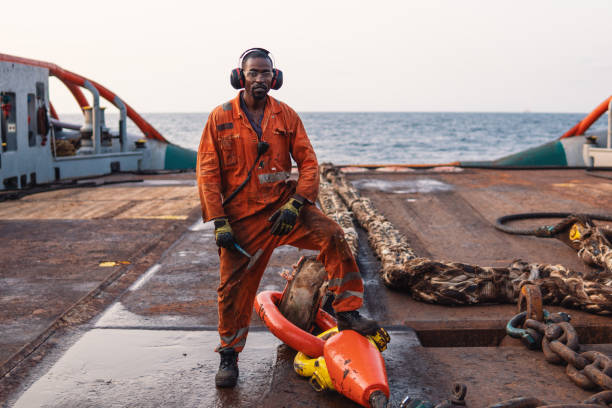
[99,261,131,267]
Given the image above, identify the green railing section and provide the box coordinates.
[462,140,568,167]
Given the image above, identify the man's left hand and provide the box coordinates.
[268,196,304,236]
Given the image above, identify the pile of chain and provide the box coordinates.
[319,164,612,314]
[400,286,612,407]
[496,284,612,407]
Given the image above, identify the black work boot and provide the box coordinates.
[215,348,239,388]
[336,310,380,336]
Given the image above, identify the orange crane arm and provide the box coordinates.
[0,53,168,143]
[561,96,612,139]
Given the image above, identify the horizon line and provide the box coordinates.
[56,110,591,115]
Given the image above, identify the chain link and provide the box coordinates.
[505,284,612,398]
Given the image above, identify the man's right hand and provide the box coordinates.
[214,218,236,249]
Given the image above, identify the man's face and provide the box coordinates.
[242,57,273,101]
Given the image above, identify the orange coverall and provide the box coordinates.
[197,92,364,352]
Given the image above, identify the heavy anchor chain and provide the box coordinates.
[506,284,612,392]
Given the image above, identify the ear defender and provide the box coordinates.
[230,68,244,90]
[229,48,283,90]
[270,69,283,90]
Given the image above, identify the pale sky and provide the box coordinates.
[4,0,612,113]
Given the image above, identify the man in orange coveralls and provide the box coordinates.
[197,48,380,388]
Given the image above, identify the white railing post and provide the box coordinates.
[114,96,128,152]
[83,80,101,154]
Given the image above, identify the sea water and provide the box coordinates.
[62,112,607,165]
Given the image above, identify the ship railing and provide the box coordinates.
[0,53,167,148]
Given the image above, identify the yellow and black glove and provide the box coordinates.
[268,196,304,236]
[213,217,237,249]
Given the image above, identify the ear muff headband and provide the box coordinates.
[230,48,283,90]
[239,47,274,67]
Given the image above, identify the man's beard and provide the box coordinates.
[252,86,268,100]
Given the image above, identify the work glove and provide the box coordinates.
[214,217,237,249]
[268,196,304,236]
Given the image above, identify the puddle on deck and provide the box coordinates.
[352,178,453,194]
[13,330,281,408]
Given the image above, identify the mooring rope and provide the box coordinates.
[318,177,359,256]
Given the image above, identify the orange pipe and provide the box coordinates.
[63,81,89,109]
[561,95,612,139]
[0,53,168,143]
[561,122,580,139]
[255,290,333,358]
[324,330,389,407]
[576,96,611,135]
[48,102,59,120]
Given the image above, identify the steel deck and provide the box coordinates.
[1,168,611,407]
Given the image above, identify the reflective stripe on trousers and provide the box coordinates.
[216,326,248,352]
[328,271,362,291]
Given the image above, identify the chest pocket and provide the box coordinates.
[219,134,238,168]
[269,127,292,163]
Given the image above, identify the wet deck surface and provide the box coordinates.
[1,169,611,407]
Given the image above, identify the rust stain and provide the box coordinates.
[116,200,198,220]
